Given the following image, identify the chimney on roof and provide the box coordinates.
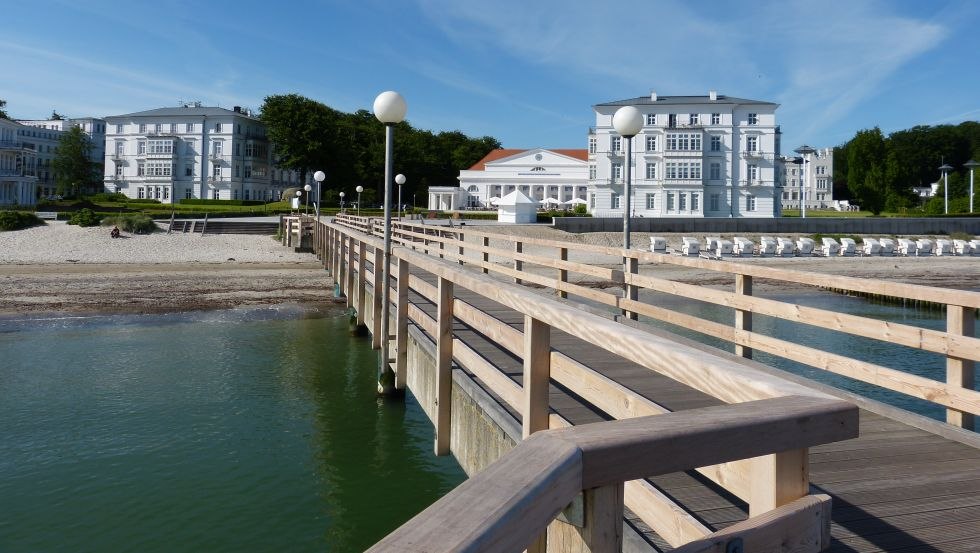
[233,106,242,113]
[650,90,658,101]
[709,90,717,101]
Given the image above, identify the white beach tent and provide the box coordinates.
[497,190,537,223]
[540,197,562,207]
[565,197,588,206]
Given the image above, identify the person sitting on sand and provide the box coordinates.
[110,226,120,238]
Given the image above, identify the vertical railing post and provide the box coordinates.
[558,246,568,299]
[522,316,551,439]
[624,255,638,320]
[395,257,409,390]
[482,236,490,274]
[371,247,383,349]
[346,236,356,306]
[356,241,366,322]
[548,484,625,553]
[749,449,809,517]
[735,274,753,359]
[439,230,445,259]
[946,305,976,429]
[514,241,523,285]
[435,277,454,456]
[457,232,465,266]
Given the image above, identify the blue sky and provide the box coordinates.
[3,0,979,154]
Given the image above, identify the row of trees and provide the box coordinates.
[260,94,500,207]
[834,121,980,214]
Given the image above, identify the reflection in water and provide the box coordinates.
[0,308,464,553]
[639,288,978,422]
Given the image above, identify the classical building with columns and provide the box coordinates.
[428,148,588,211]
[102,104,299,203]
[0,118,39,206]
[590,91,782,218]
[17,117,107,197]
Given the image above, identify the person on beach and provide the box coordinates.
[110,226,120,238]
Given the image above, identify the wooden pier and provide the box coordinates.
[292,215,980,553]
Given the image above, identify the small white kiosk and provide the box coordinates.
[496,190,538,224]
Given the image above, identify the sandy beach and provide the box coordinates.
[1,221,977,316]
[0,222,337,316]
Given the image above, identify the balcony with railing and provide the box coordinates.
[739,179,774,187]
[0,140,27,151]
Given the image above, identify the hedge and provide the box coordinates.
[178,199,266,206]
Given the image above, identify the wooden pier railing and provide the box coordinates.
[331,214,979,432]
[302,216,872,552]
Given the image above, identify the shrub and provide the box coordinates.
[178,199,266,206]
[67,208,102,227]
[126,198,162,204]
[89,192,128,202]
[573,204,587,215]
[0,211,44,231]
[101,213,158,234]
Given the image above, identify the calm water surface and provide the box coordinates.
[0,307,465,553]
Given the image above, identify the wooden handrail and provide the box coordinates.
[368,396,857,552]
[331,217,980,422]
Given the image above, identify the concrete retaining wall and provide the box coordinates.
[553,217,980,235]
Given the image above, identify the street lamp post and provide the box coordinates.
[339,191,345,213]
[313,170,325,221]
[395,173,406,220]
[939,162,953,215]
[373,90,408,396]
[294,189,302,213]
[355,185,363,216]
[795,145,816,218]
[965,160,978,213]
[303,184,312,215]
[612,105,643,321]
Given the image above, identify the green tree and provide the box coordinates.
[859,163,888,215]
[0,99,8,120]
[260,94,343,185]
[846,127,886,202]
[51,126,96,197]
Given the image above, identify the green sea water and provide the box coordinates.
[0,307,465,553]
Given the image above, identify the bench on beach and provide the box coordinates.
[35,211,58,220]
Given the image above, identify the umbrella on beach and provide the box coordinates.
[487,196,501,206]
[540,197,562,206]
[565,198,588,205]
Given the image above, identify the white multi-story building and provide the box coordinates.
[428,148,588,211]
[17,117,108,196]
[779,147,834,210]
[102,105,299,203]
[589,91,782,218]
[0,118,38,205]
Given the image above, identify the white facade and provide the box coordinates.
[17,117,107,197]
[102,105,299,204]
[0,118,38,205]
[779,147,834,210]
[589,91,782,218]
[429,148,588,211]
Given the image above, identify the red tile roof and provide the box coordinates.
[468,148,589,170]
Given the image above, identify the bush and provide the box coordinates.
[178,199,266,206]
[89,192,128,202]
[0,211,44,231]
[67,208,102,227]
[126,198,162,204]
[101,213,158,234]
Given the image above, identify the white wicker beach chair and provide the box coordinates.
[759,236,776,256]
[681,237,700,256]
[970,240,980,256]
[839,238,856,256]
[953,240,973,256]
[862,238,881,256]
[934,239,954,256]
[878,238,895,256]
[716,239,734,257]
[776,237,795,256]
[796,237,815,256]
[897,238,917,256]
[733,237,754,257]
[821,237,840,256]
[649,236,667,253]
[916,239,933,256]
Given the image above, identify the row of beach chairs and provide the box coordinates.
[649,236,980,258]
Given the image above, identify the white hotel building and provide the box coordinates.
[103,105,299,203]
[17,117,107,197]
[590,92,782,218]
[0,118,38,206]
[779,147,834,210]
